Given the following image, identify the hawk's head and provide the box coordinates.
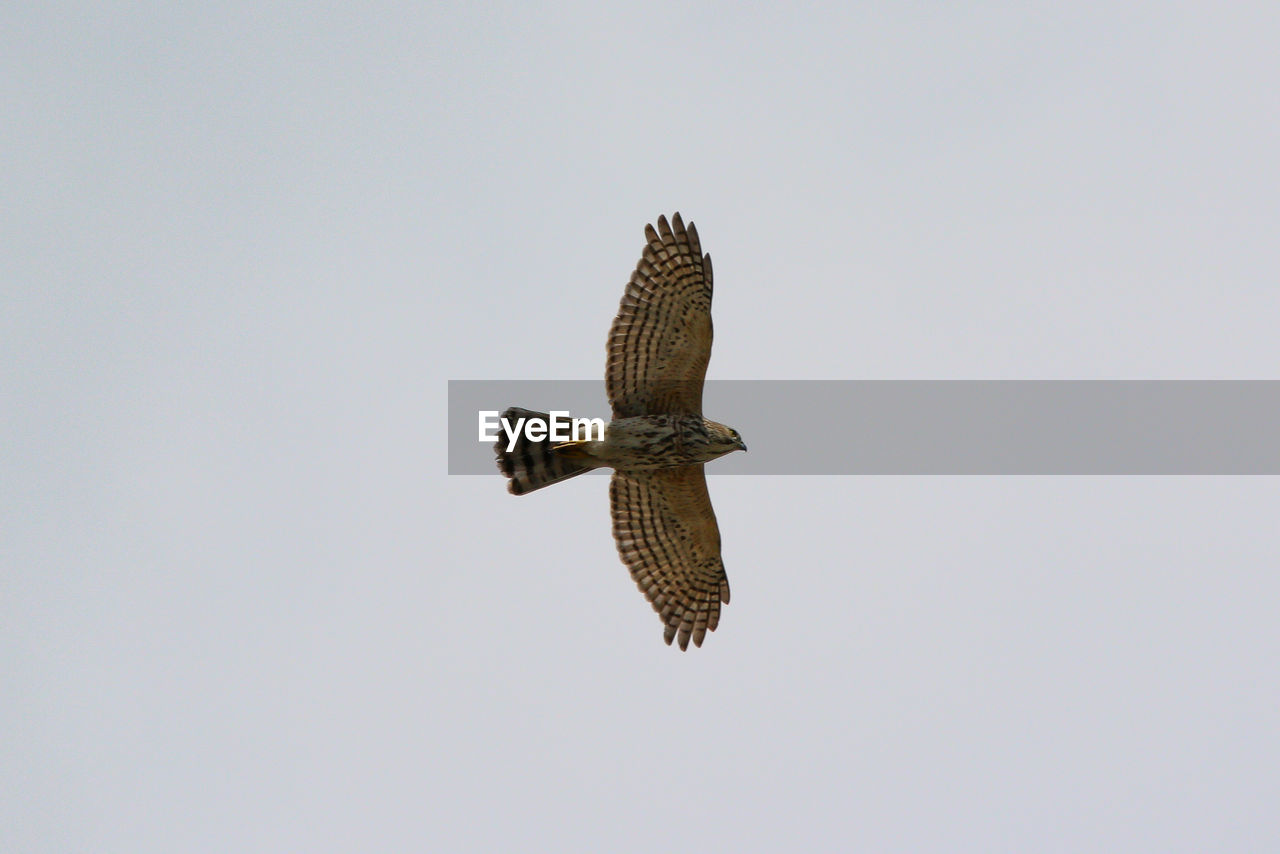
[703,420,748,457]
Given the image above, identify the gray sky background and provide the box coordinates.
[4,2,1279,851]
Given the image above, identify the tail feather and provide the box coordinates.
[494,407,592,495]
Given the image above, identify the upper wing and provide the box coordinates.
[609,466,730,650]
[606,213,713,418]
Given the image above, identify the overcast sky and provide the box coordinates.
[4,2,1279,851]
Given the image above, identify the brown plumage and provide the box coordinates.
[496,214,744,649]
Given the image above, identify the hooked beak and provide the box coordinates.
[737,438,748,452]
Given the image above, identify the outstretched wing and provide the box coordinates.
[606,213,713,418]
[609,466,730,650]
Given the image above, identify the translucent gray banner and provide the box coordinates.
[449,380,1280,475]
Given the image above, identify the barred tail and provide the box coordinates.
[494,407,592,495]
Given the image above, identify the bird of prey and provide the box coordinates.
[495,213,746,650]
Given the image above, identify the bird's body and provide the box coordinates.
[556,414,744,471]
[496,213,745,649]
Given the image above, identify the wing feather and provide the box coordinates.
[609,466,730,650]
[606,213,714,418]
